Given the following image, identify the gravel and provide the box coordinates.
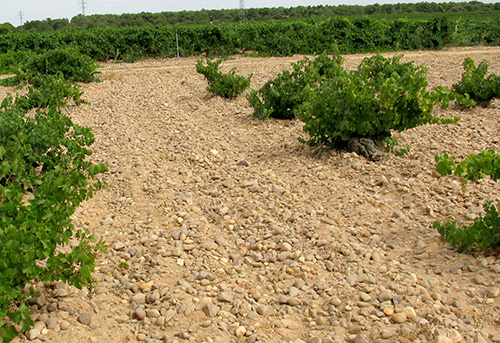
[3,47,500,343]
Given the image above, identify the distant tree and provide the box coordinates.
[0,22,14,34]
[9,2,500,33]
[48,18,71,30]
[449,4,467,12]
[365,4,381,15]
[21,19,53,32]
[380,4,395,14]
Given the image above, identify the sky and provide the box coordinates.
[1,0,497,26]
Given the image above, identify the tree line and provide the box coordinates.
[0,1,499,33]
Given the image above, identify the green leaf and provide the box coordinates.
[118,262,130,269]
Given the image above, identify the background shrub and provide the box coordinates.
[196,58,251,99]
[21,48,99,83]
[452,57,500,107]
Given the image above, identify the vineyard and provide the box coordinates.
[0,7,500,343]
[0,15,499,66]
[0,45,498,342]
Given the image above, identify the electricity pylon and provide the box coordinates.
[239,0,245,21]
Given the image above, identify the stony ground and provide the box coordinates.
[3,47,500,343]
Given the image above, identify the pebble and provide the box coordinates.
[473,334,487,343]
[135,308,147,320]
[281,242,293,251]
[288,297,302,306]
[359,292,371,302]
[60,321,70,330]
[164,309,176,322]
[55,289,69,297]
[474,275,486,285]
[147,309,161,318]
[217,292,233,302]
[155,316,165,326]
[403,306,417,320]
[256,305,275,316]
[391,312,407,324]
[308,336,321,343]
[140,280,154,290]
[434,335,454,343]
[378,290,393,302]
[235,326,247,337]
[383,307,394,316]
[331,297,342,307]
[26,328,41,340]
[45,317,58,329]
[488,287,500,298]
[131,293,146,304]
[353,335,368,343]
[77,311,92,325]
[202,303,220,318]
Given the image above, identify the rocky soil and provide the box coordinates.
[3,47,500,343]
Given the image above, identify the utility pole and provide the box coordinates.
[79,0,88,16]
[79,0,88,29]
[19,11,24,26]
[239,0,245,21]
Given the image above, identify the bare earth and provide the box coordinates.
[4,47,500,343]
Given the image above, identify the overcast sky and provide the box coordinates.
[1,0,496,26]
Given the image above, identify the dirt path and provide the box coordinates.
[4,46,500,343]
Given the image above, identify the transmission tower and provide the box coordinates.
[79,0,88,29]
[79,0,88,16]
[239,0,245,21]
[19,11,24,26]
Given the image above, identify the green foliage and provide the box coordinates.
[391,17,451,50]
[0,49,94,113]
[298,54,452,148]
[0,51,33,75]
[9,3,500,31]
[0,14,496,61]
[12,73,87,110]
[382,137,411,157]
[0,69,105,341]
[434,201,500,252]
[435,150,500,183]
[0,16,458,63]
[0,23,14,35]
[248,53,344,120]
[452,57,500,107]
[196,58,251,99]
[118,262,130,269]
[20,48,99,83]
[435,150,500,252]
